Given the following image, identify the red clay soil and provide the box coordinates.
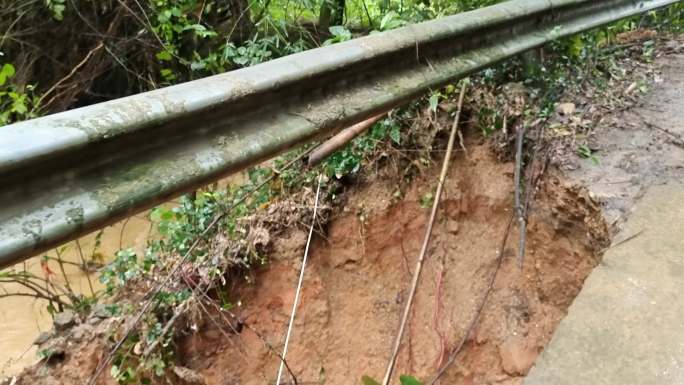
[178,144,608,385]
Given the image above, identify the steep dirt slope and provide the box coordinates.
[178,143,608,385]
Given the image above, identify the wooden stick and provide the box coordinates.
[381,82,467,385]
[307,114,385,167]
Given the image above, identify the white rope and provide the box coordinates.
[275,174,323,385]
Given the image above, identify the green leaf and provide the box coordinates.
[329,26,351,39]
[12,99,27,114]
[0,63,15,86]
[568,35,584,58]
[399,375,424,385]
[361,375,381,385]
[389,124,401,145]
[183,24,217,38]
[233,56,249,66]
[110,365,121,379]
[428,93,439,113]
[379,11,407,31]
[324,25,352,45]
[160,68,176,81]
[155,50,172,61]
[190,61,206,71]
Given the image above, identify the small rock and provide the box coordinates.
[53,310,76,331]
[172,366,206,385]
[70,323,94,342]
[39,337,67,362]
[33,331,53,345]
[556,102,576,115]
[43,376,60,385]
[92,303,111,319]
[625,82,638,95]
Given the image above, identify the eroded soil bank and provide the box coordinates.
[12,137,610,385]
[178,142,609,385]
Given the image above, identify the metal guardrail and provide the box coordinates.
[0,0,679,268]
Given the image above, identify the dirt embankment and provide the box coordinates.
[177,142,608,385]
[13,137,609,385]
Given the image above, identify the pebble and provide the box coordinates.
[53,310,76,331]
[91,303,111,319]
[498,336,538,376]
[33,331,53,345]
[173,366,206,385]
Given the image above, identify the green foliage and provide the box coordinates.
[45,0,66,20]
[0,64,15,86]
[324,26,353,45]
[362,376,381,385]
[99,249,142,294]
[0,63,39,126]
[223,38,274,66]
[37,348,56,360]
[577,145,599,165]
[110,363,139,384]
[323,117,401,178]
[399,375,424,385]
[419,191,434,208]
[378,11,407,31]
[428,92,441,113]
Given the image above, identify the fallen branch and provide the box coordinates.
[599,229,644,253]
[381,82,467,385]
[35,41,104,111]
[141,301,189,358]
[650,122,684,149]
[307,114,385,167]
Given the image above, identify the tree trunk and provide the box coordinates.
[319,0,346,34]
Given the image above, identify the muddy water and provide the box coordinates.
[0,213,152,376]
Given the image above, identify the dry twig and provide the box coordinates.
[34,41,104,111]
